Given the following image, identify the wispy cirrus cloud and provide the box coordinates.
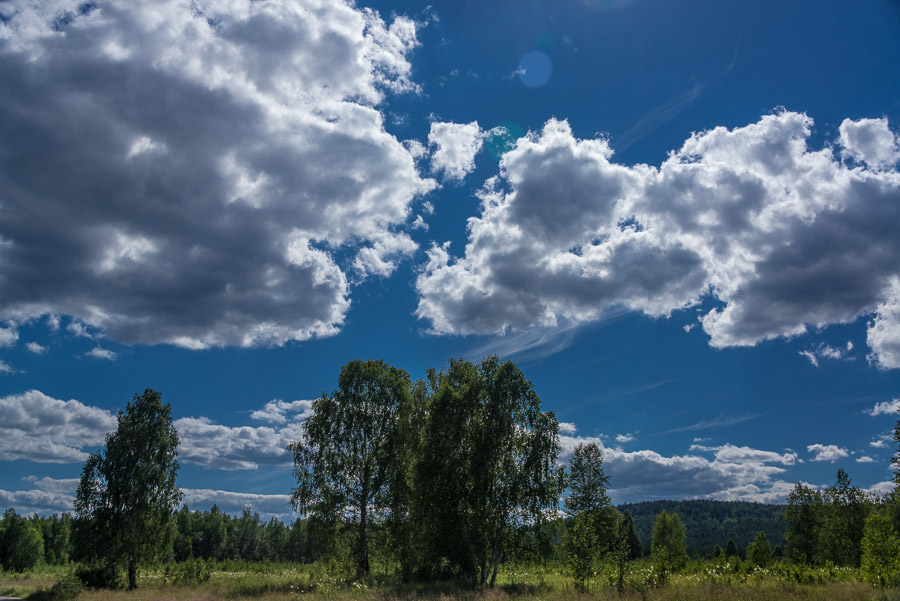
[662,413,767,435]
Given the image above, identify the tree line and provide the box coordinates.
[2,357,900,591]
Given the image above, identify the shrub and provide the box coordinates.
[49,571,84,600]
[75,561,121,589]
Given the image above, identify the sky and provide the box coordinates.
[1,0,900,520]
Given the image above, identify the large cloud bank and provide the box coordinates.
[416,113,900,365]
[0,0,434,349]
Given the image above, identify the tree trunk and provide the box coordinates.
[128,555,137,590]
[357,495,369,579]
[489,535,501,587]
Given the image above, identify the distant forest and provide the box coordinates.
[619,500,786,558]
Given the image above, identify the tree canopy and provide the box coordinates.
[289,359,413,579]
[73,388,181,589]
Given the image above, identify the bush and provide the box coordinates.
[173,558,211,584]
[75,561,121,589]
[49,571,84,600]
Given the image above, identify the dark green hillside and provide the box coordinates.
[618,500,786,558]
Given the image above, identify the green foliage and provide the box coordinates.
[75,560,122,588]
[413,357,564,586]
[48,570,84,600]
[563,442,616,591]
[820,469,871,567]
[290,359,414,579]
[72,388,181,589]
[893,408,900,486]
[0,509,45,572]
[746,531,772,567]
[620,511,643,560]
[860,510,900,587]
[650,511,687,583]
[785,482,823,565]
[725,538,738,558]
[785,470,874,568]
[169,557,212,584]
[566,512,596,591]
[620,499,786,558]
[565,442,611,515]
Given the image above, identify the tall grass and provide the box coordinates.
[2,560,899,601]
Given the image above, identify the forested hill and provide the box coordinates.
[618,500,787,558]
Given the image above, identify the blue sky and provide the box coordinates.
[1,0,900,519]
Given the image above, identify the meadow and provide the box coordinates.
[3,559,899,601]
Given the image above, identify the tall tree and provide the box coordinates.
[820,469,870,566]
[564,442,615,588]
[860,509,900,588]
[621,511,643,560]
[289,359,412,579]
[415,357,564,586]
[784,483,823,565]
[893,407,900,486]
[73,388,181,589]
[565,442,611,515]
[650,511,687,583]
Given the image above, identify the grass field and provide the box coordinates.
[3,561,899,601]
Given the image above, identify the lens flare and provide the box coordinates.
[518,50,552,88]
[485,122,526,161]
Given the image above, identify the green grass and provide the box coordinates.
[2,561,899,601]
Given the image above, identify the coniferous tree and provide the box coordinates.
[621,510,643,560]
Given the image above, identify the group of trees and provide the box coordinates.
[0,509,54,572]
[172,506,317,564]
[290,357,565,585]
[3,359,900,592]
[784,466,900,585]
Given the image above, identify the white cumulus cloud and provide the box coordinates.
[428,121,485,182]
[250,399,315,424]
[560,435,798,503]
[0,323,18,347]
[415,112,900,365]
[558,421,577,434]
[839,117,900,171]
[0,0,435,349]
[866,398,900,416]
[86,347,117,361]
[807,443,850,463]
[868,278,900,369]
[0,390,116,463]
[1,476,293,519]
